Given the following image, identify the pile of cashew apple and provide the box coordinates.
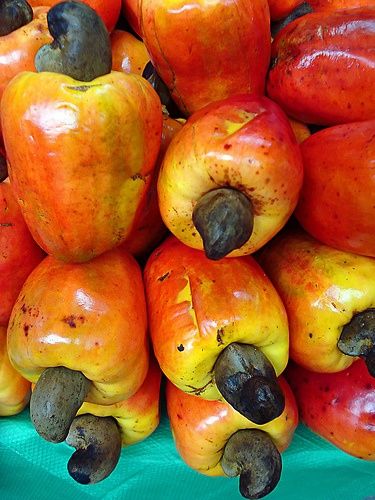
[0,0,374,497]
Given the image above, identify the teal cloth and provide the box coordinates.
[1,405,374,500]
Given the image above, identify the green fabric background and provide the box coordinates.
[1,402,374,500]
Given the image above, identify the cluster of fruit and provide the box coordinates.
[0,1,374,498]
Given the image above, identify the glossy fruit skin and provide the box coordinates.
[1,71,162,263]
[121,0,142,37]
[0,325,31,416]
[267,8,375,125]
[111,29,150,75]
[295,120,375,257]
[28,0,121,32]
[268,0,305,20]
[121,114,183,259]
[141,0,271,116]
[7,248,149,405]
[157,94,303,256]
[310,0,375,11]
[286,359,375,460]
[77,356,161,445]
[144,236,289,402]
[0,7,50,140]
[258,229,375,373]
[0,181,45,326]
[167,376,298,476]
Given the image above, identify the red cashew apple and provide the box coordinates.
[7,247,149,443]
[167,376,298,499]
[141,0,271,116]
[157,94,303,260]
[258,228,375,377]
[286,359,375,460]
[295,119,375,258]
[144,236,290,426]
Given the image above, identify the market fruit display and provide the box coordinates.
[157,95,303,259]
[258,229,375,375]
[167,376,298,498]
[295,120,375,257]
[0,0,374,497]
[141,0,271,116]
[7,247,149,441]
[267,7,375,125]
[144,236,289,425]
[286,359,375,460]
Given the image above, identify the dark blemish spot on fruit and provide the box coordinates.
[177,413,183,420]
[24,324,29,336]
[62,315,85,328]
[63,316,77,328]
[177,344,185,352]
[216,328,224,346]
[21,304,27,313]
[131,173,145,181]
[67,85,91,92]
[158,272,170,282]
[0,222,13,227]
[67,84,101,92]
[95,342,99,346]
[224,144,232,150]
[309,333,313,338]
[324,386,330,392]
